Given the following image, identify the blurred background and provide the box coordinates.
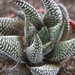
[0,1,75,75]
[0,0,75,20]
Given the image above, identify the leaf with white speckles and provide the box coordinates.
[43,41,54,56]
[5,63,31,75]
[25,34,43,64]
[15,0,44,30]
[49,22,64,45]
[42,0,62,27]
[0,17,24,35]
[30,64,60,75]
[50,38,75,62]
[39,26,49,44]
[0,36,24,63]
[58,3,70,41]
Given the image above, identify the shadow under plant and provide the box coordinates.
[0,0,75,75]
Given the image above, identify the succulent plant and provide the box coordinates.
[0,0,75,75]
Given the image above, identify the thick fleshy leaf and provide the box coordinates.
[42,0,62,27]
[30,64,60,75]
[5,63,31,75]
[0,17,24,35]
[30,26,49,45]
[43,41,54,56]
[58,3,70,41]
[14,0,44,30]
[14,10,43,22]
[39,26,49,44]
[14,11,25,21]
[25,34,43,64]
[49,38,75,62]
[24,22,35,46]
[0,36,24,63]
[38,11,43,19]
[49,22,64,44]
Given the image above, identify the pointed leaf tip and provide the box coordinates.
[0,36,25,63]
[25,34,43,64]
[50,38,75,62]
[42,0,62,27]
[14,0,44,30]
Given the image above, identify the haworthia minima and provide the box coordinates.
[58,3,70,41]
[0,36,24,63]
[49,22,64,45]
[49,38,75,62]
[14,0,44,30]
[25,33,43,64]
[0,17,24,35]
[30,64,60,75]
[5,63,31,75]
[42,0,62,27]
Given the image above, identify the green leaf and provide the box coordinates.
[14,11,25,21]
[5,63,31,75]
[0,17,24,35]
[0,36,24,63]
[49,38,75,62]
[58,3,70,41]
[49,22,64,45]
[43,41,54,56]
[25,34,43,64]
[15,0,44,30]
[39,26,49,44]
[42,0,62,27]
[30,64,60,75]
[14,10,43,22]
[24,22,35,46]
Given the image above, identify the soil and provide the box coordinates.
[0,0,75,75]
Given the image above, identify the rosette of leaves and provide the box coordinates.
[0,0,74,75]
